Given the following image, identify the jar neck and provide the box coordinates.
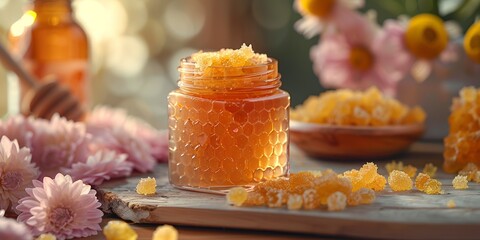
[178,58,281,97]
[30,0,73,24]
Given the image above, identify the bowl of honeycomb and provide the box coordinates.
[290,87,426,160]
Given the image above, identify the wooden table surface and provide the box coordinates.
[80,142,480,239]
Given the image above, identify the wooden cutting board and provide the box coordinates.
[97,143,480,240]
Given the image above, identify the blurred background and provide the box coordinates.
[0,0,479,135]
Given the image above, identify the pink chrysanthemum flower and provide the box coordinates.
[0,115,38,149]
[310,18,410,96]
[0,210,33,240]
[87,106,168,162]
[0,136,39,214]
[17,174,103,239]
[30,115,90,177]
[88,126,156,172]
[294,0,364,38]
[64,150,133,186]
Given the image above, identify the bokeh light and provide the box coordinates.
[164,0,205,40]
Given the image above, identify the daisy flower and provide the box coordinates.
[0,212,33,240]
[0,136,39,214]
[389,14,460,82]
[310,18,409,96]
[294,0,364,38]
[87,106,168,162]
[64,150,133,186]
[17,174,103,239]
[30,115,90,177]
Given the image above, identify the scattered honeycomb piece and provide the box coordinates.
[288,172,315,194]
[385,161,403,173]
[459,163,479,181]
[347,191,362,206]
[291,87,426,126]
[153,225,178,240]
[227,168,381,211]
[226,187,248,206]
[452,175,469,189]
[447,200,456,208]
[385,161,417,178]
[35,234,56,240]
[191,43,267,72]
[402,165,418,178]
[347,187,375,206]
[424,179,443,195]
[302,189,320,209]
[136,177,157,195]
[327,192,347,211]
[422,163,437,177]
[344,162,386,192]
[475,171,480,183]
[243,191,265,206]
[103,220,138,240]
[266,189,285,208]
[314,172,352,205]
[287,194,303,210]
[388,170,413,191]
[415,173,430,191]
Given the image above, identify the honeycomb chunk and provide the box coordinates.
[191,44,267,71]
[343,162,386,192]
[447,200,456,208]
[243,191,265,206]
[327,192,347,211]
[153,225,178,240]
[287,194,303,210]
[136,177,157,195]
[35,234,56,240]
[452,175,469,189]
[291,87,426,126]
[227,168,380,211]
[422,163,437,177]
[103,220,138,240]
[388,170,413,191]
[458,163,479,181]
[385,161,417,178]
[423,179,442,194]
[226,187,248,206]
[443,87,480,173]
[415,173,430,191]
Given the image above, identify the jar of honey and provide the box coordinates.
[168,45,290,191]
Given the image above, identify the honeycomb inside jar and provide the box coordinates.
[168,90,290,190]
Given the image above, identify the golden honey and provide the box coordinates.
[168,51,290,191]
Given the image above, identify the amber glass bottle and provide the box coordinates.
[8,0,89,113]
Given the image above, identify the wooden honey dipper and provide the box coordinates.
[0,42,85,121]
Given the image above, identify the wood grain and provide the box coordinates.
[97,143,480,240]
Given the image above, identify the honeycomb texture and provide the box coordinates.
[444,87,480,173]
[168,90,290,188]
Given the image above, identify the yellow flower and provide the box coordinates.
[405,14,448,60]
[298,0,336,19]
[349,46,374,71]
[464,21,480,64]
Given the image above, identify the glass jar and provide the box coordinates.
[7,0,89,115]
[168,57,290,191]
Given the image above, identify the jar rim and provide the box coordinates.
[179,57,277,72]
